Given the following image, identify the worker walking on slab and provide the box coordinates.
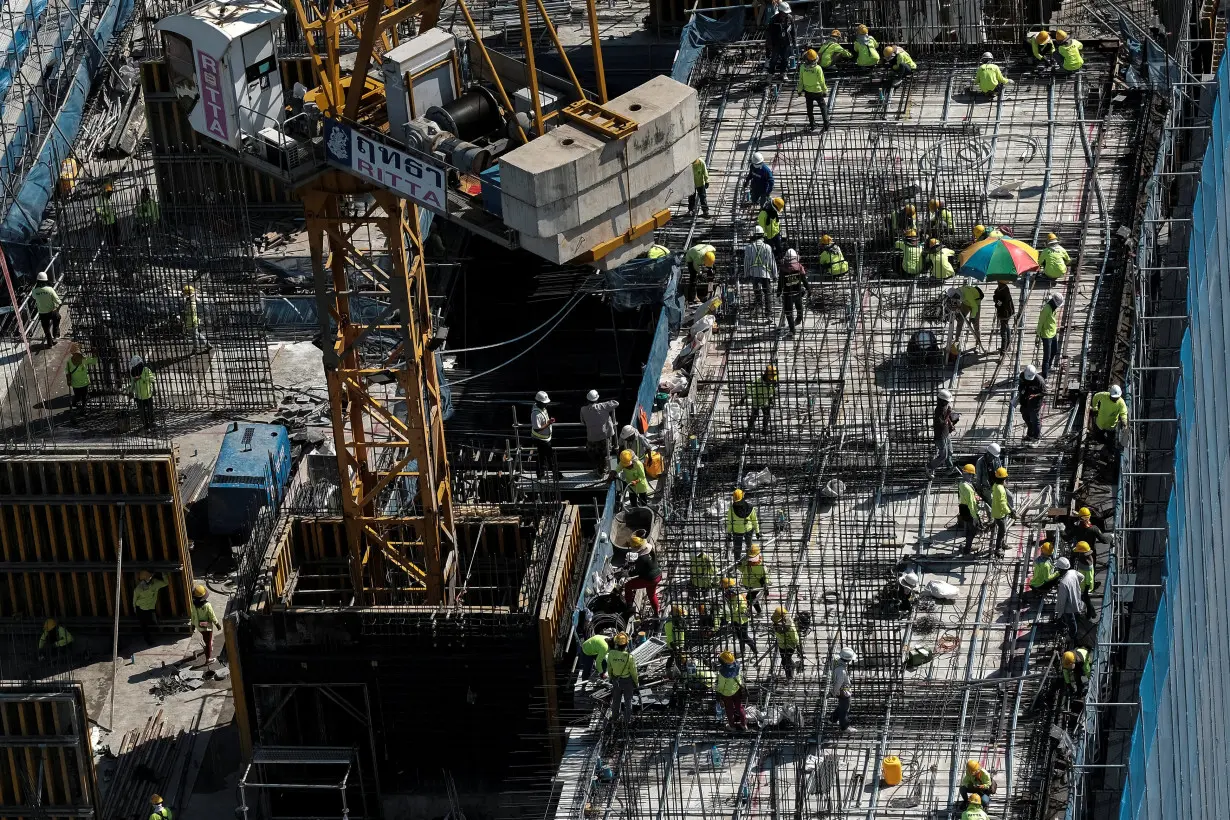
[961,760,994,811]
[191,583,222,662]
[739,545,770,615]
[827,648,856,732]
[1038,233,1071,282]
[1018,364,1047,445]
[957,464,982,554]
[689,157,711,218]
[895,229,923,276]
[65,344,97,418]
[1074,540,1096,616]
[746,153,774,205]
[993,280,1015,355]
[1026,30,1056,64]
[961,793,989,820]
[746,364,779,433]
[778,248,809,336]
[881,45,916,86]
[1062,647,1092,696]
[923,238,956,281]
[31,272,63,346]
[624,537,662,616]
[580,390,620,476]
[727,489,760,559]
[617,450,650,508]
[1029,541,1061,597]
[973,52,1013,97]
[818,235,849,278]
[607,632,638,722]
[1054,557,1083,645]
[1090,384,1128,449]
[149,794,172,820]
[926,388,959,479]
[818,30,852,69]
[38,618,73,661]
[765,1,795,73]
[132,570,169,646]
[128,356,157,431]
[757,198,786,256]
[974,443,1002,503]
[579,632,609,680]
[182,285,211,353]
[716,650,749,731]
[1037,293,1063,379]
[852,24,880,69]
[927,199,954,239]
[685,242,717,303]
[744,226,778,320]
[1054,30,1084,73]
[531,391,564,481]
[720,578,757,655]
[796,50,830,129]
[772,607,803,679]
[989,466,1015,555]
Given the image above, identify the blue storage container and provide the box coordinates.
[479,164,502,217]
[208,422,292,536]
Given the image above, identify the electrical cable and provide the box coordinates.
[443,293,582,354]
[447,293,585,385]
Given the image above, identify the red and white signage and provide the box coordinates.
[195,49,230,142]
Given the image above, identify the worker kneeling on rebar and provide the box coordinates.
[881,45,916,87]
[972,52,1014,97]
[960,760,995,811]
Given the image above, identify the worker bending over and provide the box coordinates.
[772,607,804,679]
[1063,506,1111,560]
[757,197,786,255]
[962,793,989,820]
[623,536,662,616]
[818,235,849,278]
[973,52,1013,97]
[1062,647,1092,696]
[881,45,916,86]
[818,30,852,68]
[1038,233,1071,281]
[132,570,169,645]
[927,198,954,238]
[685,242,717,303]
[727,488,760,559]
[579,632,609,680]
[1026,29,1055,64]
[1029,541,1061,596]
[924,237,954,285]
[1054,30,1084,73]
[38,618,73,660]
[796,50,830,129]
[895,229,923,276]
[778,248,810,336]
[1090,384,1127,448]
[972,224,1005,242]
[852,24,879,68]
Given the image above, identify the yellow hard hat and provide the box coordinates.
[904,204,916,216]
[721,577,737,590]
[1047,232,1058,241]
[629,535,646,549]
[973,224,986,239]
[138,570,153,581]
[44,618,57,631]
[772,606,788,621]
[820,234,833,245]
[1041,541,1054,556]
[883,45,896,58]
[1062,651,1076,668]
[772,197,785,210]
[968,794,982,806]
[702,250,716,267]
[803,49,818,62]
[927,237,940,248]
[732,488,744,502]
[856,23,868,35]
[1074,540,1092,554]
[1078,506,1091,518]
[747,545,761,558]
[966,760,981,774]
[929,198,943,210]
[764,364,778,380]
[151,795,164,806]
[994,466,1008,479]
[614,632,629,646]
[672,604,687,616]
[1036,30,1050,43]
[193,583,207,598]
[904,228,918,238]
[103,182,114,194]
[830,29,841,38]
[719,650,736,663]
[1055,29,1069,41]
[962,464,976,474]
[182,284,195,295]
[619,449,634,467]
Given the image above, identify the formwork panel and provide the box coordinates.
[0,684,100,820]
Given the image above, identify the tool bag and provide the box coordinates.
[644,450,664,479]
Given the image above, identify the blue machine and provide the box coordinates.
[208,422,292,536]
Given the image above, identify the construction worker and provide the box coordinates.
[961,793,988,820]
[881,45,916,85]
[690,548,718,596]
[38,618,73,659]
[972,224,1005,242]
[747,364,778,433]
[772,607,803,679]
[689,156,711,218]
[852,24,879,68]
[993,279,1015,354]
[960,760,994,810]
[580,390,620,476]
[891,203,918,236]
[1030,541,1061,596]
[137,186,160,225]
[579,632,609,680]
[739,545,770,615]
[974,443,1002,503]
[923,237,956,281]
[149,794,172,820]
[720,578,757,654]
[132,570,169,645]
[818,235,849,278]
[796,49,830,129]
[607,632,638,721]
[927,388,959,478]
[96,182,118,244]
[818,30,852,69]
[990,466,1014,555]
[31,271,62,346]
[957,464,981,553]
[778,248,809,336]
[617,450,650,507]
[1073,540,1096,615]
[744,226,777,318]
[1055,557,1083,645]
[765,1,795,74]
[1090,384,1128,448]
[531,391,564,481]
[65,344,97,417]
[973,52,1013,97]
[746,152,774,205]
[715,650,748,730]
[727,488,760,559]
[1038,233,1071,281]
[1037,293,1063,379]
[895,229,923,276]
[1054,30,1084,73]
[618,423,653,459]
[1063,507,1111,559]
[664,605,687,670]
[685,242,717,303]
[960,283,985,350]
[1026,30,1055,64]
[927,198,954,238]
[944,286,980,352]
[897,570,921,615]
[646,243,671,260]
[757,197,785,255]
[182,285,210,353]
[623,537,662,616]
[1062,647,1092,695]
[129,356,157,431]
[1018,364,1046,445]
[191,583,222,661]
[827,648,856,731]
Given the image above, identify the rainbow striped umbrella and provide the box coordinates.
[956,237,1040,281]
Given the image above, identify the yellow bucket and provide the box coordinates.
[882,755,903,786]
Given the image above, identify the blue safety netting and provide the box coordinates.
[670,7,746,85]
[0,0,51,109]
[603,255,684,328]
[1117,35,1230,820]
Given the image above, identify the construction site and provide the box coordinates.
[0,0,1223,816]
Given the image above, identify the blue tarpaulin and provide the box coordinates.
[670,7,746,85]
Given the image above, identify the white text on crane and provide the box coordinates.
[324,121,447,213]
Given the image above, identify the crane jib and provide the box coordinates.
[323,120,448,213]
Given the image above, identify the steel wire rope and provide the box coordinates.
[443,293,587,354]
[446,293,585,385]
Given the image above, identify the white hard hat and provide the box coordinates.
[751,152,765,166]
[900,571,920,590]
[1049,293,1065,308]
[128,355,143,370]
[986,443,1001,456]
[36,271,48,282]
[1023,364,1037,380]
[784,248,799,261]
[981,51,994,61]
[946,286,961,299]
[838,648,858,663]
[1109,384,1123,399]
[938,388,954,402]
[586,389,600,402]
[751,225,765,237]
[620,424,636,440]
[1055,557,1071,571]
[778,1,791,12]
[535,390,550,404]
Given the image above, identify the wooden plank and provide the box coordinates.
[54,464,83,617]
[70,466,100,617]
